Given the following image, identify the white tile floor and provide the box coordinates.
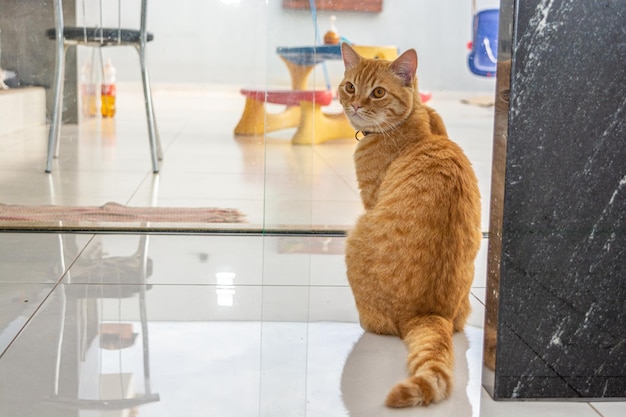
[0,85,622,416]
[0,84,494,230]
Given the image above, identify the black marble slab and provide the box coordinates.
[484,0,626,400]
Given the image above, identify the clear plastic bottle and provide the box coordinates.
[324,15,340,45]
[80,63,98,117]
[101,58,117,118]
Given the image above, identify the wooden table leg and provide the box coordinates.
[280,58,315,91]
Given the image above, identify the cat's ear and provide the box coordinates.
[390,49,418,86]
[341,43,361,70]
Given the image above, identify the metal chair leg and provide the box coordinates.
[46,3,67,173]
[53,50,65,160]
[137,44,161,173]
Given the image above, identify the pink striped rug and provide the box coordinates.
[0,202,245,228]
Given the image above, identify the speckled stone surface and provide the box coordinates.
[485,0,626,400]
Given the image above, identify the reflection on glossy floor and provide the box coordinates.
[0,233,621,417]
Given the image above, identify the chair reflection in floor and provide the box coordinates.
[47,234,160,412]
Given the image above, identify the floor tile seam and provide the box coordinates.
[124,171,162,206]
[0,286,58,358]
[0,234,96,358]
[57,234,99,286]
[588,403,607,417]
[311,146,362,199]
[470,288,486,306]
[159,122,189,152]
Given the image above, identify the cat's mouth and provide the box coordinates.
[349,117,381,135]
[349,111,365,121]
[346,109,373,128]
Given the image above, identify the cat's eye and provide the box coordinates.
[345,82,355,93]
[371,87,386,99]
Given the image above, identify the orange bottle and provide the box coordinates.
[101,58,117,118]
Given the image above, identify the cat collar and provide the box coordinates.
[355,131,370,141]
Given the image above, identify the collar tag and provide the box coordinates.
[355,131,369,141]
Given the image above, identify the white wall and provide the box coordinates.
[83,0,498,92]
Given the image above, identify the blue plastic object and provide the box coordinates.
[276,45,343,67]
[468,8,499,77]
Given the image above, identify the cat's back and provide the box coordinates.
[378,131,481,238]
[382,114,478,196]
[397,133,475,184]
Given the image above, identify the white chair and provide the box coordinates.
[45,0,162,173]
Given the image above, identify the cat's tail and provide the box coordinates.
[385,315,454,408]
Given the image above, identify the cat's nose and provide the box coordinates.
[352,103,362,112]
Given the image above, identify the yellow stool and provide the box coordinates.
[234,89,354,145]
[234,90,301,136]
[291,99,355,145]
[233,45,398,142]
[352,45,398,60]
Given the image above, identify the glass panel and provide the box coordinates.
[0,0,496,234]
[0,0,503,415]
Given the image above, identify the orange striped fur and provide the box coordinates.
[339,43,482,408]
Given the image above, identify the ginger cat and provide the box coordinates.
[340,43,482,407]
